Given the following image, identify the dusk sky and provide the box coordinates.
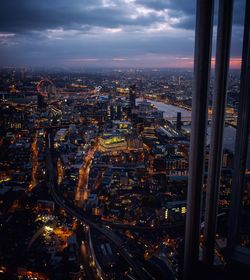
[0,0,245,68]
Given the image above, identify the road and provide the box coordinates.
[30,130,39,190]
[75,141,98,205]
[102,220,185,231]
[46,133,151,280]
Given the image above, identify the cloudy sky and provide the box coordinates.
[0,0,245,68]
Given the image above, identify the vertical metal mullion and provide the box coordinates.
[183,1,214,279]
[228,0,250,252]
[204,0,234,264]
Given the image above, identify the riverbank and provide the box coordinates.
[136,98,250,169]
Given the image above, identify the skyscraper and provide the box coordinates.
[129,84,136,109]
[177,112,182,131]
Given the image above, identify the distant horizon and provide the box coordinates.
[0,1,244,69]
[0,57,242,70]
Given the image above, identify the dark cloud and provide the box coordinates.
[0,0,245,33]
[136,0,194,14]
[0,0,164,34]
[136,0,245,30]
[0,0,244,67]
[0,28,195,67]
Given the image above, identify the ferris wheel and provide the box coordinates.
[37,79,56,97]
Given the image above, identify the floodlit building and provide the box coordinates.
[99,132,127,152]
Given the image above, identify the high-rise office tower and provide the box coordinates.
[116,104,122,120]
[177,112,182,131]
[109,104,115,121]
[129,84,136,109]
[108,103,122,121]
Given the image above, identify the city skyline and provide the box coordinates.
[0,1,249,280]
[0,0,245,68]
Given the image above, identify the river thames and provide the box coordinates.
[137,99,250,169]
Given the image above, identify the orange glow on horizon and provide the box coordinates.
[170,56,242,69]
[211,57,242,69]
[229,58,242,69]
[63,56,242,69]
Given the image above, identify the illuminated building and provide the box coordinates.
[55,129,68,142]
[127,135,143,150]
[108,104,114,121]
[108,99,124,121]
[92,207,103,216]
[99,132,127,152]
[54,128,68,148]
[116,87,129,94]
[109,103,121,121]
[164,201,187,221]
[112,121,132,134]
[37,200,55,212]
[137,100,153,112]
[141,126,157,140]
[133,100,164,127]
[10,84,17,93]
[9,122,22,130]
[156,125,186,141]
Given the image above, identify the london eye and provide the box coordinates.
[37,79,55,97]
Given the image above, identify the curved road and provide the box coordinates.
[46,134,151,280]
